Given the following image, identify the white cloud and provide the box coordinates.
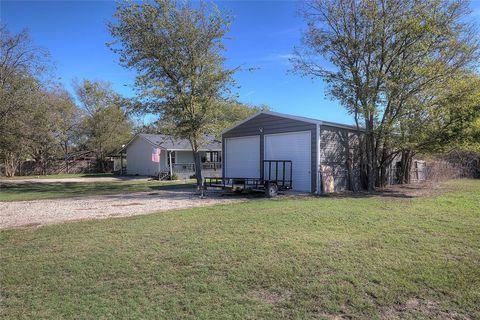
[242,90,255,98]
[273,53,296,60]
[263,53,295,66]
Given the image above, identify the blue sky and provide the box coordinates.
[2,0,480,126]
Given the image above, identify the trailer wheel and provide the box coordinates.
[265,183,278,198]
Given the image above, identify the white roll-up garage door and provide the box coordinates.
[264,131,311,192]
[225,135,260,178]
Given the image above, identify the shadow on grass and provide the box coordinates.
[316,183,445,199]
[77,173,115,178]
[0,181,196,201]
[319,190,414,199]
[1,179,444,202]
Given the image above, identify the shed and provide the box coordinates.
[222,111,363,193]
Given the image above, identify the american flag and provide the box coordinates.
[151,148,161,163]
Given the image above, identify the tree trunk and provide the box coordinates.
[378,148,390,188]
[399,150,413,184]
[354,110,368,191]
[65,143,69,174]
[42,155,47,175]
[366,130,376,191]
[4,152,18,177]
[346,157,355,192]
[379,162,387,188]
[192,150,203,189]
[189,137,204,190]
[97,153,106,173]
[356,127,368,190]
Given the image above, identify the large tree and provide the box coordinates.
[393,74,480,183]
[210,100,269,140]
[0,25,51,176]
[0,75,39,176]
[109,0,236,187]
[293,0,479,189]
[154,99,268,139]
[74,80,133,172]
[0,24,49,124]
[27,86,79,175]
[54,88,82,173]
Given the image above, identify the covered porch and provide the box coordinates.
[166,150,222,179]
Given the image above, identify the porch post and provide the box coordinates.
[120,151,123,175]
[169,151,173,178]
[158,149,161,180]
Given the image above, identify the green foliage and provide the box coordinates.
[74,80,133,172]
[461,117,480,153]
[293,0,480,188]
[0,24,50,125]
[395,75,480,155]
[1,180,479,318]
[0,25,52,176]
[0,76,78,176]
[155,99,268,139]
[0,75,38,171]
[27,86,78,174]
[109,0,236,186]
[209,100,269,139]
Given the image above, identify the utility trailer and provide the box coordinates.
[204,160,293,197]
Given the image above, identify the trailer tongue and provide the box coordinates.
[204,160,293,197]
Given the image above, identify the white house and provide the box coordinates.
[123,134,222,179]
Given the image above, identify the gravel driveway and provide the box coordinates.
[0,189,244,229]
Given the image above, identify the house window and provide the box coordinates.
[167,151,176,166]
[205,151,220,162]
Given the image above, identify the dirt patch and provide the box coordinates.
[251,289,291,305]
[319,181,455,199]
[317,315,348,320]
[378,182,454,198]
[383,298,471,320]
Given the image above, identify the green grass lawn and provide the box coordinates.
[1,172,115,180]
[0,179,195,202]
[1,180,479,319]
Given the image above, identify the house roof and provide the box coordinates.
[222,111,365,135]
[124,133,221,152]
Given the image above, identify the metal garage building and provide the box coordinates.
[222,111,363,193]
